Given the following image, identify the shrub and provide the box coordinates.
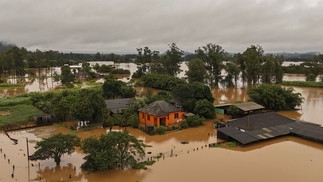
[180,120,189,129]
[193,99,215,118]
[111,68,130,74]
[186,115,204,127]
[152,126,168,135]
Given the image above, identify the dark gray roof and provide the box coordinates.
[105,98,134,114]
[217,112,323,145]
[227,112,294,131]
[233,102,265,111]
[138,100,182,116]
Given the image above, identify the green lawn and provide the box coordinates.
[0,104,44,129]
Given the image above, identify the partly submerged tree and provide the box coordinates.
[186,59,207,83]
[81,132,145,172]
[248,84,303,110]
[30,134,80,166]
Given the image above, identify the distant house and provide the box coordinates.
[105,98,135,115]
[138,100,185,131]
[75,72,88,79]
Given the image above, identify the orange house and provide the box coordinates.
[138,100,185,129]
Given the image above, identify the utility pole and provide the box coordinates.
[26,138,30,182]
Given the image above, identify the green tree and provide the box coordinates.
[102,79,136,99]
[30,133,80,166]
[61,65,75,85]
[172,82,214,112]
[196,43,227,86]
[242,45,264,84]
[71,97,94,121]
[81,132,145,172]
[193,99,215,118]
[136,47,160,74]
[162,43,184,76]
[248,84,303,110]
[186,59,207,83]
[223,58,240,87]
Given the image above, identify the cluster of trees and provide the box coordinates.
[134,43,184,77]
[30,132,147,172]
[134,43,284,87]
[172,82,215,118]
[31,88,106,122]
[140,73,186,91]
[102,78,136,99]
[283,56,323,81]
[248,84,303,110]
[189,44,284,87]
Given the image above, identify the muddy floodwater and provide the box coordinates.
[1,63,323,181]
[1,118,323,182]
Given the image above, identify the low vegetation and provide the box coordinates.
[0,104,44,130]
[281,81,323,88]
[0,83,25,87]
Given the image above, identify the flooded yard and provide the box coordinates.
[1,119,323,182]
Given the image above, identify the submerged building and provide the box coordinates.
[217,112,323,145]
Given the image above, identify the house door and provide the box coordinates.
[160,117,166,126]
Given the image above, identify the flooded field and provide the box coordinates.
[1,62,323,181]
[1,120,323,182]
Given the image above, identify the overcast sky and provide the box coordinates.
[1,0,323,53]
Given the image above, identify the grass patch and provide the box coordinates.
[222,141,239,147]
[133,160,156,170]
[281,81,323,88]
[0,83,25,88]
[0,96,32,106]
[0,104,44,129]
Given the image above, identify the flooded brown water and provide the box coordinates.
[1,122,323,182]
[1,63,323,181]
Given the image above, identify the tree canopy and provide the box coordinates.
[30,133,80,166]
[81,132,145,172]
[248,84,303,110]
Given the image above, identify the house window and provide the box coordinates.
[174,113,179,119]
[142,113,145,119]
[148,115,150,121]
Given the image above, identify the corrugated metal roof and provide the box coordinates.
[105,98,134,114]
[233,102,265,111]
[217,112,323,145]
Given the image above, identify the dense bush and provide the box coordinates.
[141,74,186,91]
[111,68,130,74]
[152,126,168,135]
[172,82,214,112]
[180,120,189,129]
[193,99,215,118]
[97,65,113,73]
[248,84,303,110]
[102,79,136,99]
[185,115,204,127]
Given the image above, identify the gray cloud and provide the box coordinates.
[1,0,323,53]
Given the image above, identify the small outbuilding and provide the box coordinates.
[35,114,55,126]
[105,98,135,115]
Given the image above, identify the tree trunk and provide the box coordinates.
[54,157,61,166]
